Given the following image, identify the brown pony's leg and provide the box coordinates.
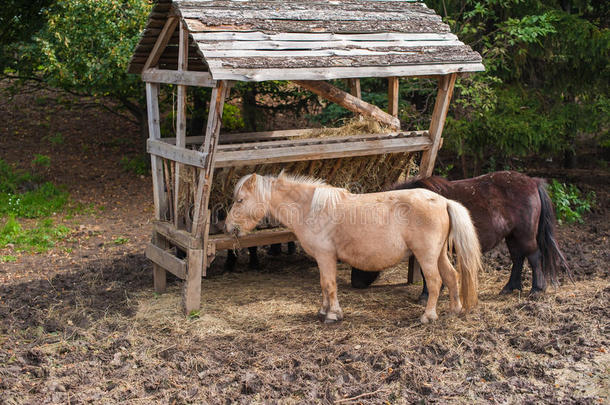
[437,248,461,315]
[416,253,442,323]
[316,254,343,323]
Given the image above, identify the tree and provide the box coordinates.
[3,0,151,133]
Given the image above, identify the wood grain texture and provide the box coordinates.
[294,80,400,129]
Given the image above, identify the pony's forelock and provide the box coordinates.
[234,174,272,201]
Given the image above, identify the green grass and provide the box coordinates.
[0,216,70,253]
[0,159,71,253]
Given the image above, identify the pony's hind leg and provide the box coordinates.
[437,249,461,315]
[316,254,343,323]
[527,250,546,296]
[416,255,442,323]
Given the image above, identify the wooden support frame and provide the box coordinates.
[388,77,399,117]
[143,17,178,71]
[419,73,457,178]
[142,69,216,87]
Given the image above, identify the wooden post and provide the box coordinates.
[419,73,457,178]
[407,255,423,284]
[183,81,229,315]
[294,80,400,130]
[146,82,170,292]
[174,21,189,228]
[153,233,168,293]
[388,77,399,117]
[348,78,361,99]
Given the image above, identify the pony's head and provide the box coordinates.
[225,174,271,236]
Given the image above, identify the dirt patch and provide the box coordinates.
[0,84,608,403]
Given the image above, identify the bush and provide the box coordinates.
[547,180,595,224]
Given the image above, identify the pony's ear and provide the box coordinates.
[243,174,257,192]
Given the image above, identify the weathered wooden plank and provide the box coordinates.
[210,229,296,250]
[141,69,216,87]
[294,80,400,129]
[162,128,317,146]
[214,135,432,167]
[183,18,451,35]
[178,1,429,14]
[205,63,485,82]
[201,46,469,58]
[152,232,168,293]
[192,81,230,237]
[154,220,202,250]
[179,9,441,22]
[146,83,168,221]
[189,31,458,42]
[388,77,399,117]
[143,17,178,71]
[145,243,187,280]
[217,131,427,151]
[174,22,189,228]
[147,139,208,168]
[205,46,481,70]
[183,247,203,314]
[197,40,464,53]
[420,74,457,177]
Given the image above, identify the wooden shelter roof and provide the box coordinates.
[129,0,484,81]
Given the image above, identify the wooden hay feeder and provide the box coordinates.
[128,0,484,314]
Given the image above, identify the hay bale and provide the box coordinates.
[173,117,421,228]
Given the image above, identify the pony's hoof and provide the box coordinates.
[528,288,544,299]
[499,285,520,295]
[324,311,343,324]
[420,312,438,324]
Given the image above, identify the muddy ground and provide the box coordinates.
[0,86,608,404]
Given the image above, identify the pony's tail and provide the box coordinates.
[536,179,571,285]
[446,200,482,311]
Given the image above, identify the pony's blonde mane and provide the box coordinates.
[278,171,345,212]
[234,172,346,212]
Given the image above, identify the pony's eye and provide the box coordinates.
[237,199,244,204]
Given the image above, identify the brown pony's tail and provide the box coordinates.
[535,179,571,285]
[446,200,482,311]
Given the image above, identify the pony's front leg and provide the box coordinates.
[316,254,343,323]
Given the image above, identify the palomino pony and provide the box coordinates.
[224,172,482,324]
[351,171,570,301]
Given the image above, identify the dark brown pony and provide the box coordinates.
[351,171,570,299]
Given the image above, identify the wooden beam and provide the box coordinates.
[143,17,178,71]
[145,243,187,280]
[191,82,229,238]
[348,78,361,98]
[419,74,457,178]
[163,128,318,146]
[154,220,202,250]
[141,69,216,87]
[209,63,484,82]
[210,229,296,250]
[407,255,423,284]
[152,232,168,293]
[214,134,431,168]
[147,139,208,168]
[174,21,189,228]
[388,77,399,117]
[293,80,400,130]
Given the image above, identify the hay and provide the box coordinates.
[172,117,421,228]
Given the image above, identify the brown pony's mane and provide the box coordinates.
[392,176,451,194]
